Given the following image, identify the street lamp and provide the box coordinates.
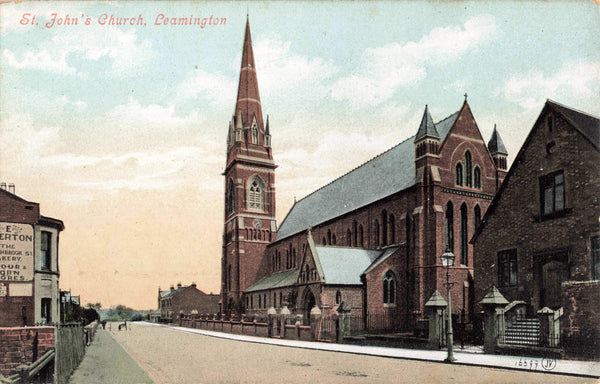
[441,247,456,363]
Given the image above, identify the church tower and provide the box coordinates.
[221,18,277,314]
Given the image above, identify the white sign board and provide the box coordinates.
[0,222,34,281]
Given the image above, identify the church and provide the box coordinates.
[221,18,508,332]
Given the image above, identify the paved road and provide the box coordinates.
[104,323,595,384]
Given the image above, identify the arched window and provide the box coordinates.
[456,163,463,186]
[465,151,473,187]
[389,214,395,244]
[346,229,352,246]
[474,166,481,189]
[227,264,232,291]
[227,179,235,214]
[460,203,468,265]
[258,295,261,308]
[292,248,296,267]
[332,234,336,245]
[327,229,332,245]
[251,126,258,144]
[474,205,481,232]
[381,210,388,246]
[353,220,357,246]
[374,220,380,247]
[359,225,364,247]
[335,290,342,305]
[383,270,397,305]
[247,176,265,211]
[445,201,454,253]
[286,250,290,269]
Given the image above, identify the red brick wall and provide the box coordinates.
[0,191,39,224]
[168,286,220,322]
[0,326,54,376]
[0,296,34,327]
[473,110,600,313]
[561,281,600,359]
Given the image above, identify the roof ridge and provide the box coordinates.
[291,134,416,206]
[547,99,600,120]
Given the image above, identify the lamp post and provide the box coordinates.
[441,247,456,363]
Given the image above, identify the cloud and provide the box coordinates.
[331,14,498,108]
[254,34,338,101]
[178,69,236,108]
[502,61,600,110]
[107,97,205,126]
[2,27,154,76]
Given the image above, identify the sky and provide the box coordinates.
[0,1,598,310]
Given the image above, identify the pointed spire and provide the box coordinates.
[415,104,439,142]
[234,17,264,133]
[265,115,270,135]
[488,124,508,155]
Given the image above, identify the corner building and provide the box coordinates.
[221,19,508,332]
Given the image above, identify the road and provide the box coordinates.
[93,322,595,384]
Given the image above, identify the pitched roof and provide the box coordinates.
[487,125,508,155]
[547,100,600,149]
[246,269,299,292]
[471,100,600,243]
[414,105,439,141]
[276,110,459,241]
[315,246,382,285]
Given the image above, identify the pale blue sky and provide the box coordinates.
[1,1,598,308]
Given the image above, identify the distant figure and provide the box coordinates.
[102,320,106,330]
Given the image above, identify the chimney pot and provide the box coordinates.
[0,183,6,190]
[8,184,15,194]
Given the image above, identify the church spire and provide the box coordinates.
[234,17,264,132]
[415,104,439,141]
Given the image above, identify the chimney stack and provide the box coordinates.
[0,183,6,191]
[8,184,14,194]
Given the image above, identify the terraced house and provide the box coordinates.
[221,18,508,333]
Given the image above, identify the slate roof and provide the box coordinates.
[315,246,382,285]
[246,269,299,292]
[487,125,508,155]
[160,287,184,298]
[276,110,460,240]
[414,105,439,140]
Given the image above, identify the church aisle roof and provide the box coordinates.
[315,246,382,285]
[277,111,460,240]
[246,269,299,292]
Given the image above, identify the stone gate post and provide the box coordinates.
[425,290,447,349]
[479,286,509,354]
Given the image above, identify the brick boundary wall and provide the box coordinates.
[0,326,54,376]
[561,281,600,360]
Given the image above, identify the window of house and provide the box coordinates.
[40,231,51,270]
[474,167,481,189]
[465,151,473,187]
[41,298,52,324]
[227,179,235,214]
[540,171,565,218]
[445,202,454,253]
[498,249,517,287]
[455,163,463,186]
[592,236,600,281]
[383,271,396,305]
[460,203,468,265]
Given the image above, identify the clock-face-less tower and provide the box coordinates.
[221,17,277,313]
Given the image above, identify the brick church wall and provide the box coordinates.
[561,281,600,360]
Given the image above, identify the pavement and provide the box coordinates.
[141,321,600,379]
[68,327,153,384]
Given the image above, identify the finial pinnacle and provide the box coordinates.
[464,93,468,101]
